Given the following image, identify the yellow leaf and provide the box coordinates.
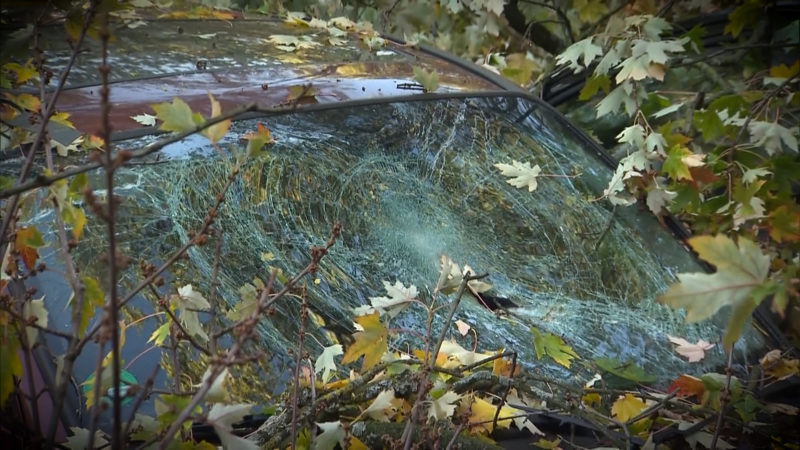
[769,60,800,79]
[611,393,646,423]
[5,93,40,113]
[582,392,602,408]
[469,396,517,434]
[201,93,230,145]
[341,312,387,370]
[2,61,38,85]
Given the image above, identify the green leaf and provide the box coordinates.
[530,327,578,368]
[573,0,608,23]
[692,109,725,141]
[72,276,105,336]
[579,74,610,101]
[501,53,537,86]
[658,235,771,350]
[494,160,541,192]
[341,312,387,370]
[148,321,170,346]
[151,98,204,133]
[0,328,23,406]
[595,357,657,384]
[243,122,274,157]
[412,66,439,92]
[662,145,693,181]
[724,0,763,38]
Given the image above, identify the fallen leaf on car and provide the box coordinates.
[667,335,715,362]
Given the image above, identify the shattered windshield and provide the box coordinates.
[27,95,763,395]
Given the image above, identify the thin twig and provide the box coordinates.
[711,349,735,450]
[290,291,309,450]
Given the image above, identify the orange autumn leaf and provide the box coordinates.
[668,374,705,399]
[15,226,43,270]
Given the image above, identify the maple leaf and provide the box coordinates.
[454,320,471,336]
[130,113,156,127]
[469,396,517,434]
[243,122,275,157]
[2,61,38,85]
[439,340,492,367]
[201,93,230,145]
[341,312,387,370]
[579,74,610,100]
[646,185,677,215]
[429,390,461,421]
[611,393,646,422]
[760,349,799,380]
[413,66,439,92]
[668,374,705,398]
[267,34,320,51]
[314,344,343,383]
[151,98,203,133]
[748,121,798,155]
[369,280,418,318]
[555,37,602,72]
[596,81,636,117]
[603,149,650,204]
[65,427,108,450]
[667,335,715,362]
[208,403,258,450]
[197,368,230,403]
[662,145,694,180]
[530,327,578,368]
[69,276,105,336]
[615,55,651,83]
[147,321,170,346]
[22,297,47,348]
[315,421,346,450]
[617,124,645,149]
[659,235,770,350]
[501,53,537,86]
[495,160,541,192]
[15,225,43,270]
[573,0,608,22]
[285,84,317,103]
[362,389,396,422]
[170,284,210,342]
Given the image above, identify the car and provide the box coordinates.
[0,12,775,447]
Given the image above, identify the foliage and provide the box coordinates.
[0,0,797,449]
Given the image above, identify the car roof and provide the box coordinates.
[35,17,518,137]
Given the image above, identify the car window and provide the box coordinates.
[19,95,764,396]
